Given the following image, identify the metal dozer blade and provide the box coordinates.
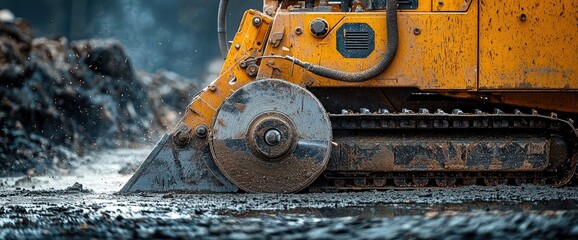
[119,133,239,193]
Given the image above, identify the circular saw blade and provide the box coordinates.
[210,79,332,193]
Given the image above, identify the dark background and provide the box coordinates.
[0,0,261,81]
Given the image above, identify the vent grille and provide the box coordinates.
[337,23,374,58]
[345,31,370,50]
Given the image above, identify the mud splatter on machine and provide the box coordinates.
[122,0,578,193]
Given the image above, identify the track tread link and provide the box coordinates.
[309,109,578,191]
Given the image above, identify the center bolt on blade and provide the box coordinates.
[264,129,281,146]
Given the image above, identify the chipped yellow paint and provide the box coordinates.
[257,3,479,90]
[479,0,578,90]
[432,0,473,12]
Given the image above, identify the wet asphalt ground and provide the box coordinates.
[1,149,578,239]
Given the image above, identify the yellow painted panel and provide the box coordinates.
[432,0,473,12]
[259,4,478,90]
[479,0,578,90]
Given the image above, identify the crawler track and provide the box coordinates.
[309,109,578,191]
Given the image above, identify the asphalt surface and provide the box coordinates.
[0,185,578,239]
[1,149,578,239]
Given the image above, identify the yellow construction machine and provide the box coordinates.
[121,0,578,193]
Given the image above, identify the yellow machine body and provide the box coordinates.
[184,0,578,133]
[121,0,578,193]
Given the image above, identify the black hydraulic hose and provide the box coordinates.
[218,0,229,59]
[286,0,399,82]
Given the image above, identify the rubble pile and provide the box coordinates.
[0,12,200,177]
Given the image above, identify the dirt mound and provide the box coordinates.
[0,12,200,177]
